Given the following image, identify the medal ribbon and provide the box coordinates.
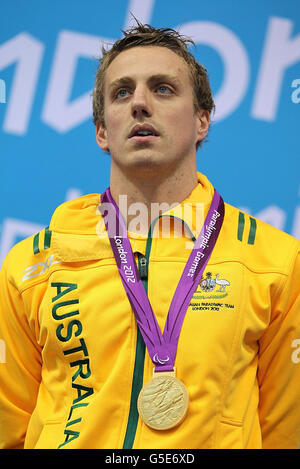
[100,188,224,372]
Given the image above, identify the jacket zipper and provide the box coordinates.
[122,252,148,449]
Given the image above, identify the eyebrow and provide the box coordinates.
[108,74,182,94]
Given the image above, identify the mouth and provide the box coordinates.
[128,124,160,143]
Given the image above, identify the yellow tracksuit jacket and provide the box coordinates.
[0,173,299,449]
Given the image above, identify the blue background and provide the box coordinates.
[0,0,299,265]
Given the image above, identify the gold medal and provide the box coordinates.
[137,369,189,430]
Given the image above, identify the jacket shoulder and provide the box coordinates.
[1,226,55,290]
[1,193,102,291]
[222,203,300,275]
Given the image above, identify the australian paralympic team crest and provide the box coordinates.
[190,271,234,312]
[199,272,230,295]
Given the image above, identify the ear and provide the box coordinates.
[96,121,109,151]
[196,109,210,145]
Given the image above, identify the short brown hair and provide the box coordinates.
[92,18,215,148]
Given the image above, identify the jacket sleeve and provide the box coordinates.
[257,245,300,449]
[0,257,42,449]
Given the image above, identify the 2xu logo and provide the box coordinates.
[22,254,60,282]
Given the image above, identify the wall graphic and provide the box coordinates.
[0,0,299,265]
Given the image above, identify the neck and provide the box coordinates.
[109,164,198,235]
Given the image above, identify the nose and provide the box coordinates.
[131,85,152,119]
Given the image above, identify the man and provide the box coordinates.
[0,21,299,450]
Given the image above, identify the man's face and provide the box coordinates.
[96,46,208,177]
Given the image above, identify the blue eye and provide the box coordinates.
[157,85,172,94]
[116,89,129,99]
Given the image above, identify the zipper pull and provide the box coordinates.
[139,255,148,280]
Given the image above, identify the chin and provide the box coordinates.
[125,159,168,180]
[124,150,162,167]
[112,148,175,177]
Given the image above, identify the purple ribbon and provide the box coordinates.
[100,188,224,372]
